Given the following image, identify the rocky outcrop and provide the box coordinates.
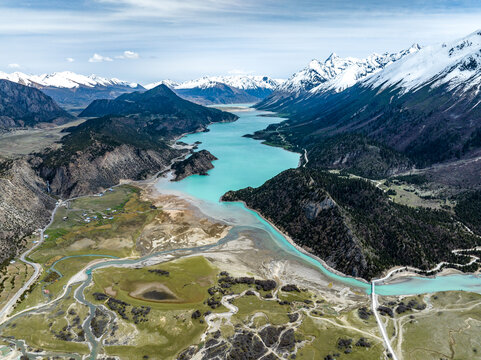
[0,158,55,264]
[0,79,73,129]
[171,150,218,181]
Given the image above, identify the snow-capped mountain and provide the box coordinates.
[256,30,481,168]
[145,75,284,105]
[174,75,282,91]
[365,30,481,94]
[0,71,144,109]
[144,79,179,90]
[275,44,421,96]
[0,71,140,89]
[0,71,39,87]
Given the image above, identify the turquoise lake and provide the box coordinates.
[163,106,300,201]
[158,105,481,296]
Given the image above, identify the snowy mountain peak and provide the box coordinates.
[0,71,37,86]
[168,75,283,91]
[307,59,324,72]
[278,44,422,95]
[325,52,340,62]
[0,70,140,89]
[365,30,481,94]
[409,43,422,52]
[144,79,180,90]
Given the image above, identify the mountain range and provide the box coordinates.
[0,71,283,109]
[0,71,143,110]
[146,75,283,105]
[254,30,481,174]
[258,43,421,108]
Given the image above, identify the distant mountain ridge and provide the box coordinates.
[146,75,285,105]
[0,71,283,107]
[0,70,140,89]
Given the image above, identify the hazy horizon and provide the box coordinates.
[1,0,481,83]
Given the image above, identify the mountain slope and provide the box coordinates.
[37,115,182,197]
[223,169,479,279]
[254,30,481,172]
[0,79,73,129]
[0,158,56,265]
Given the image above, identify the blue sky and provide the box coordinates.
[1,0,481,84]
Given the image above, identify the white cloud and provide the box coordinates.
[7,63,20,69]
[88,53,113,63]
[66,57,75,62]
[115,50,140,59]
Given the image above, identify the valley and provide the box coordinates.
[1,105,481,360]
[0,21,481,360]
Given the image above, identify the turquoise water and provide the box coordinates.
[163,108,300,201]
[157,106,481,296]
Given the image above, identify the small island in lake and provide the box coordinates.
[171,150,218,181]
